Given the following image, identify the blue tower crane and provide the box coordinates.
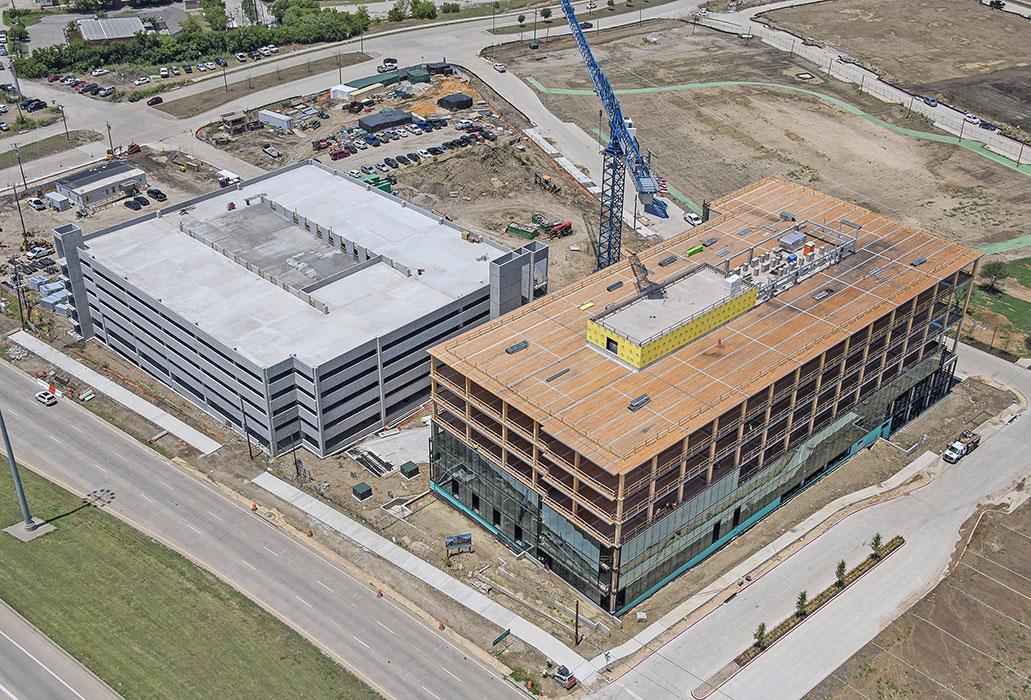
[558,0,668,269]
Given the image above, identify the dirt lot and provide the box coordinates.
[807,493,1031,700]
[497,19,1031,254]
[761,0,1031,133]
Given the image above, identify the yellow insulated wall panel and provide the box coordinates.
[639,288,757,366]
[587,320,643,367]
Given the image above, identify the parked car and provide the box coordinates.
[361,164,375,174]
[91,67,109,76]
[552,665,576,690]
[428,146,443,155]
[483,130,497,141]
[184,64,193,74]
[330,148,349,160]
[147,95,163,106]
[418,149,431,158]
[267,44,279,53]
[134,76,151,86]
[978,121,998,132]
[922,95,938,107]
[384,157,398,168]
[942,431,980,464]
[493,62,506,72]
[26,244,53,259]
[579,21,593,28]
[48,74,62,82]
[683,211,702,226]
[134,195,150,206]
[249,50,261,59]
[196,63,207,72]
[146,187,167,201]
[0,123,8,132]
[215,57,228,67]
[77,82,97,93]
[407,151,420,162]
[97,86,115,97]
[0,105,6,113]
[171,65,180,75]
[963,112,981,125]
[35,391,57,406]
[375,162,389,172]
[347,169,361,177]
[236,52,247,62]
[26,197,46,211]
[124,199,142,211]
[160,67,169,78]
[87,85,102,95]
[205,61,216,70]
[396,155,410,165]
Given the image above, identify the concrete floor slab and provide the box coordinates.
[3,518,56,542]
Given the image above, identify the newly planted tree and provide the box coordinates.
[796,590,808,618]
[753,622,767,650]
[980,260,1008,293]
[871,532,883,559]
[835,559,847,588]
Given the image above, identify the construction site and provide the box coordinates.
[494,19,1031,254]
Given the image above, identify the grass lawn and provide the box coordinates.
[157,52,369,119]
[970,286,1031,331]
[1003,256,1031,290]
[0,130,103,171]
[488,0,670,34]
[0,464,379,700]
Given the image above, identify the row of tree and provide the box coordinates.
[13,0,371,78]
[753,534,885,651]
[386,0,439,22]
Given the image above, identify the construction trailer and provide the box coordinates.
[54,161,147,208]
[427,177,978,614]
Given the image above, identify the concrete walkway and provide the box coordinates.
[250,471,594,682]
[9,331,222,456]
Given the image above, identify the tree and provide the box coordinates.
[540,6,552,20]
[796,590,808,618]
[411,0,437,19]
[387,0,409,21]
[517,13,525,24]
[607,0,614,6]
[871,532,883,559]
[753,622,767,650]
[980,260,1009,293]
[835,559,847,588]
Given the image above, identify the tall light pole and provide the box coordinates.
[1,408,36,531]
[105,120,114,156]
[11,181,27,252]
[54,102,69,141]
[12,143,28,192]
[222,64,228,93]
[532,8,538,42]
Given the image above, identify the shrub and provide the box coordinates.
[410,0,437,19]
[980,260,1008,293]
[517,13,525,24]
[441,2,460,12]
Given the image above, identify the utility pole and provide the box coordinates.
[222,65,228,93]
[12,265,26,330]
[574,599,580,645]
[337,52,342,83]
[11,182,27,252]
[105,120,114,155]
[1,408,36,531]
[532,8,538,42]
[54,103,69,140]
[12,143,28,192]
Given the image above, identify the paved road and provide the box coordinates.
[0,361,521,700]
[0,601,121,700]
[592,343,1031,699]
[0,0,701,236]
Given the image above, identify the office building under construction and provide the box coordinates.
[427,177,979,614]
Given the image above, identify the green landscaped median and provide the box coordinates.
[0,464,380,700]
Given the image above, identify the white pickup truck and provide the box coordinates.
[942,431,980,464]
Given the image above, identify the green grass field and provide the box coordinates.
[970,286,1031,332]
[1003,256,1031,290]
[0,464,379,700]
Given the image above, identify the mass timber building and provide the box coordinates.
[427,178,979,614]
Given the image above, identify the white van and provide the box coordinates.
[159,67,169,78]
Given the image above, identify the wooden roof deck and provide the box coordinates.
[431,178,980,474]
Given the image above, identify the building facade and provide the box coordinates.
[55,161,547,457]
[54,161,147,208]
[427,178,978,614]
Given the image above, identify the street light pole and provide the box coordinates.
[11,181,27,252]
[1,407,36,531]
[222,65,228,93]
[55,103,69,140]
[12,143,28,192]
[533,8,538,41]
[105,120,114,155]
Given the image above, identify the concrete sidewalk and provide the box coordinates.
[9,331,222,456]
[250,471,595,682]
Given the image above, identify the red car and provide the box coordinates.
[329,148,349,160]
[147,96,163,106]
[48,74,62,82]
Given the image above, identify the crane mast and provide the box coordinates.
[558,0,667,269]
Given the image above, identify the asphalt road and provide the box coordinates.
[0,601,121,700]
[0,361,521,700]
[592,343,1031,699]
[0,0,701,235]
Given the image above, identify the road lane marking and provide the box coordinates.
[240,559,257,570]
[295,595,313,608]
[48,435,64,446]
[69,424,84,434]
[421,686,441,700]
[207,510,224,521]
[0,680,19,700]
[157,479,172,489]
[442,667,461,682]
[351,635,371,650]
[94,464,108,473]
[185,523,202,534]
[262,545,280,557]
[316,580,334,592]
[375,620,396,636]
[139,493,154,503]
[0,628,88,700]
